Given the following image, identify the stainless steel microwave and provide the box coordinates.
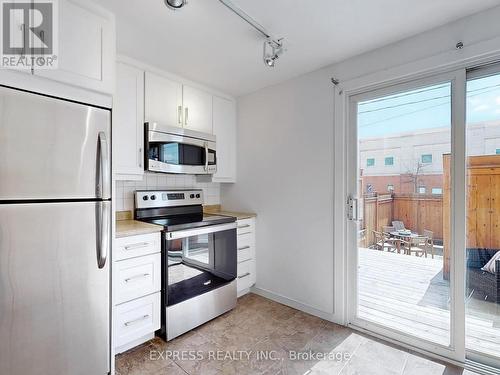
[144,123,217,175]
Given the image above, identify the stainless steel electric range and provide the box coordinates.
[134,189,237,341]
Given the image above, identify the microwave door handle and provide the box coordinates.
[204,142,209,171]
[96,201,110,269]
[97,131,110,199]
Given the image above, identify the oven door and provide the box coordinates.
[145,124,217,175]
[165,223,236,307]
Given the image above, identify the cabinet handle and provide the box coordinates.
[238,246,250,251]
[138,147,142,168]
[238,224,251,229]
[124,273,150,283]
[124,314,150,327]
[238,272,251,279]
[124,242,150,250]
[184,107,189,126]
[178,106,182,124]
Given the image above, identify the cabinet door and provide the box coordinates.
[212,96,236,182]
[144,72,183,128]
[114,62,144,179]
[182,85,213,134]
[36,0,115,93]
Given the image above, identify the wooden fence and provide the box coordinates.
[362,193,443,247]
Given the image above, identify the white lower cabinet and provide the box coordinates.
[114,293,160,350]
[236,218,256,296]
[114,232,161,354]
[115,253,161,305]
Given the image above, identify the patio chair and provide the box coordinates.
[401,236,431,257]
[372,230,400,252]
[466,248,500,303]
[392,221,405,231]
[423,229,435,259]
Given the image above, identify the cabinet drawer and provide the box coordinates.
[115,233,161,260]
[114,254,161,304]
[115,293,160,349]
[237,231,255,249]
[237,244,254,263]
[237,259,255,292]
[237,218,255,235]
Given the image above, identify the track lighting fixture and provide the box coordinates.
[263,38,284,68]
[163,0,286,66]
[164,0,187,10]
[218,0,286,68]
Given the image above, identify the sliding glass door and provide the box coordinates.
[465,65,500,368]
[347,70,466,362]
[347,64,500,368]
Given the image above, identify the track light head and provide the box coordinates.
[164,0,187,10]
[263,38,284,68]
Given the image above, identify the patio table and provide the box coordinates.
[390,231,419,254]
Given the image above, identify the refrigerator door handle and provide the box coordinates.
[96,201,110,269]
[97,131,111,199]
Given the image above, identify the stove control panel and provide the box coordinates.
[135,190,204,209]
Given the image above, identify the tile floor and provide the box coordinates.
[116,293,479,375]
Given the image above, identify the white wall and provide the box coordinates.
[221,5,500,317]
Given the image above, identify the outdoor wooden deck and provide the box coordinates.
[358,247,500,358]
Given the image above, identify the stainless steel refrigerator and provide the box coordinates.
[0,86,111,374]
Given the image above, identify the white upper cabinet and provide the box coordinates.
[114,62,144,180]
[36,0,115,94]
[144,72,183,128]
[212,96,236,183]
[182,85,213,134]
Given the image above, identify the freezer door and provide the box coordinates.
[0,86,111,200]
[0,202,111,375]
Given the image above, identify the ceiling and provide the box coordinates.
[99,0,500,97]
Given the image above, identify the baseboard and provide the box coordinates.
[251,286,336,322]
[237,287,252,298]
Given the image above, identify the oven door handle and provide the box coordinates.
[167,222,237,240]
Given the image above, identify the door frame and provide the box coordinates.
[343,69,467,362]
[331,33,500,370]
[464,62,500,370]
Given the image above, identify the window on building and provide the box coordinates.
[418,186,427,194]
[496,148,500,155]
[431,187,443,194]
[385,156,394,166]
[421,154,433,164]
[366,158,375,167]
[387,184,394,192]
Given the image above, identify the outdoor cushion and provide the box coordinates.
[482,250,500,274]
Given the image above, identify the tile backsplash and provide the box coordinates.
[115,173,220,211]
